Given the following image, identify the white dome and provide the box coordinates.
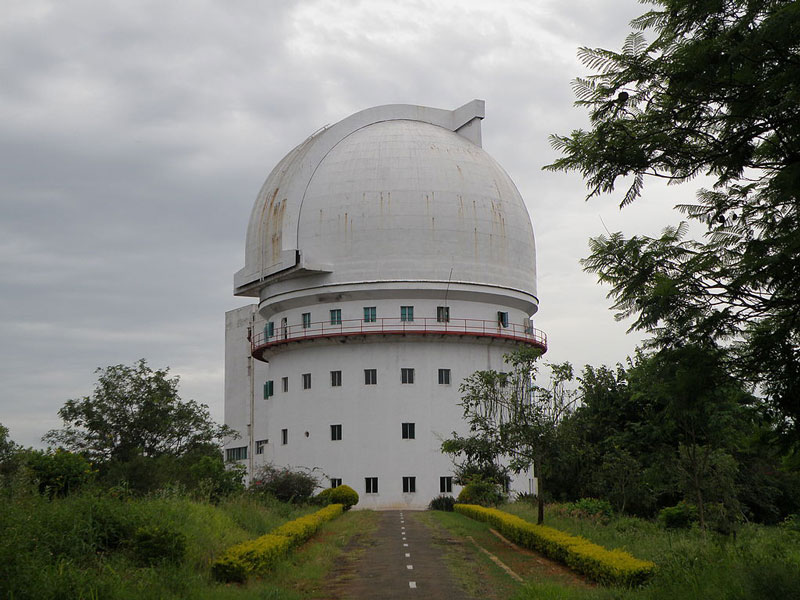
[235,101,537,309]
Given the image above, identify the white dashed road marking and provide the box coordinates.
[409,581,417,589]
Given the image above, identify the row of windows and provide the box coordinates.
[341,476,453,495]
[275,422,417,445]
[263,368,451,397]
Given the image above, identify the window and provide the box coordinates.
[402,422,416,439]
[365,477,378,494]
[402,476,416,493]
[437,306,450,323]
[282,376,288,392]
[281,429,288,445]
[302,312,311,328]
[400,305,414,322]
[330,424,342,441]
[440,476,453,493]
[498,311,509,328]
[302,373,311,389]
[330,478,342,488]
[330,309,342,325]
[364,369,377,385]
[256,439,268,455]
[363,306,376,322]
[265,321,275,338]
[438,369,451,385]
[331,370,342,387]
[401,368,415,384]
[263,380,274,399]
[226,446,247,461]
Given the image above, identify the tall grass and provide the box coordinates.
[0,489,312,600]
[504,502,800,600]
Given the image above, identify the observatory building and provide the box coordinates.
[224,100,546,509]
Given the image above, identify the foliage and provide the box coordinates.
[316,484,359,509]
[428,494,457,511]
[443,348,577,523]
[129,524,187,565]
[189,454,246,502]
[564,498,614,520]
[456,479,505,507]
[658,501,698,529]
[25,448,95,498]
[249,463,319,503]
[455,503,655,586]
[211,504,344,583]
[546,0,800,442]
[43,359,235,463]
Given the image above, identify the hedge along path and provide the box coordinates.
[454,504,655,587]
[212,503,344,583]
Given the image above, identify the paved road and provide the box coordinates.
[335,510,476,599]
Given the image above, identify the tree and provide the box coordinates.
[442,348,576,524]
[44,360,234,464]
[546,0,800,440]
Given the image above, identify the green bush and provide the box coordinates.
[658,501,698,529]
[129,525,187,565]
[457,480,504,507]
[428,495,456,511]
[249,463,318,503]
[566,497,614,520]
[211,504,344,583]
[455,503,655,586]
[316,484,359,509]
[26,449,95,498]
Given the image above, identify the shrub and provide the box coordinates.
[316,484,359,509]
[457,480,504,507]
[129,525,187,566]
[211,504,344,583]
[429,495,456,511]
[249,464,318,503]
[658,501,698,529]
[26,449,95,498]
[455,503,655,586]
[566,498,614,520]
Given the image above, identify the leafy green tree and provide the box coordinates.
[44,360,234,464]
[442,348,576,524]
[26,449,95,498]
[546,0,800,440]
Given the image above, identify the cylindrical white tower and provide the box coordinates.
[224,100,546,508]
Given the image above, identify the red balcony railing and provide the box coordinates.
[251,316,547,360]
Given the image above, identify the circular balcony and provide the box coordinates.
[251,316,547,361]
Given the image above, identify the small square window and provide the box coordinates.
[498,311,509,328]
[364,369,377,385]
[281,429,288,445]
[440,476,453,493]
[438,369,451,385]
[402,422,416,439]
[256,439,268,455]
[364,306,376,322]
[330,424,342,441]
[302,312,311,328]
[302,373,311,389]
[365,477,378,494]
[330,478,342,488]
[400,306,414,322]
[330,309,342,325]
[402,476,416,493]
[263,380,274,399]
[401,368,415,384]
[331,370,342,387]
[282,376,288,392]
[437,306,450,323]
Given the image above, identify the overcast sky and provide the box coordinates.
[1,0,697,448]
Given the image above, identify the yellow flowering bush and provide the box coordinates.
[455,504,655,586]
[212,503,344,582]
